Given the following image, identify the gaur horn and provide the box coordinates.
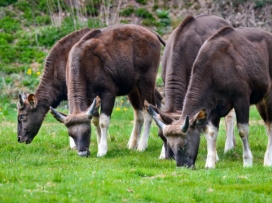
[85,96,101,117]
[181,115,189,133]
[17,93,25,109]
[49,106,66,123]
[148,105,166,130]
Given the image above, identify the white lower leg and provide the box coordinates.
[237,123,253,167]
[264,123,272,166]
[159,144,166,159]
[204,124,218,168]
[92,116,101,146]
[137,110,152,151]
[127,110,144,149]
[224,109,236,153]
[69,137,77,150]
[97,113,110,157]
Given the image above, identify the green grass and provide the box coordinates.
[1,106,272,202]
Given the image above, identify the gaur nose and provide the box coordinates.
[18,137,21,142]
[78,150,90,157]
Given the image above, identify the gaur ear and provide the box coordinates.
[191,108,207,128]
[49,107,66,123]
[28,94,37,108]
[85,96,101,118]
[17,93,25,109]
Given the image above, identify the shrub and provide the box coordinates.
[119,7,134,17]
[136,0,147,5]
[135,8,154,19]
[0,0,17,7]
[0,16,20,33]
[0,33,14,43]
[156,9,169,19]
[36,23,75,47]
[35,15,51,25]
[142,19,159,27]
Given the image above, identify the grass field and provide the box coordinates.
[0,106,272,202]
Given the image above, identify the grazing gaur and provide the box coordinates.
[17,26,163,154]
[17,28,93,147]
[158,14,236,160]
[50,24,165,157]
[148,26,272,168]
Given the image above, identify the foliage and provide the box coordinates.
[119,7,134,17]
[156,9,171,27]
[136,0,147,5]
[0,0,17,7]
[135,8,154,19]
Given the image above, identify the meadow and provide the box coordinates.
[0,105,272,202]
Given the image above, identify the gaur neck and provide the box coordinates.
[35,75,67,111]
[181,79,214,120]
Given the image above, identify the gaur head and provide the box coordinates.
[49,96,101,157]
[17,93,47,144]
[146,102,207,168]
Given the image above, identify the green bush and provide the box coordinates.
[35,15,51,25]
[135,8,154,19]
[0,0,17,7]
[120,7,134,17]
[0,16,20,33]
[156,9,169,19]
[0,33,14,43]
[36,23,75,47]
[136,0,147,5]
[152,4,159,11]
[142,19,159,27]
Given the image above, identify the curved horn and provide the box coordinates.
[17,94,25,109]
[148,105,166,130]
[181,115,189,133]
[49,106,66,123]
[85,96,101,117]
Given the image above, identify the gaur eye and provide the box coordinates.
[18,115,25,121]
[180,143,189,152]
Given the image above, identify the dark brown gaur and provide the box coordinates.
[148,26,272,168]
[50,96,101,156]
[17,26,163,154]
[155,14,236,161]
[17,28,93,147]
[50,24,165,157]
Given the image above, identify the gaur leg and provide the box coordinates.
[159,145,165,159]
[137,110,153,151]
[69,137,77,150]
[136,78,157,151]
[264,122,272,166]
[97,94,115,157]
[224,108,236,153]
[127,88,144,149]
[256,96,272,166]
[92,111,101,150]
[204,114,220,168]
[158,129,167,159]
[234,99,252,167]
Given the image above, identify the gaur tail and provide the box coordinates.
[157,34,166,46]
[144,26,166,46]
